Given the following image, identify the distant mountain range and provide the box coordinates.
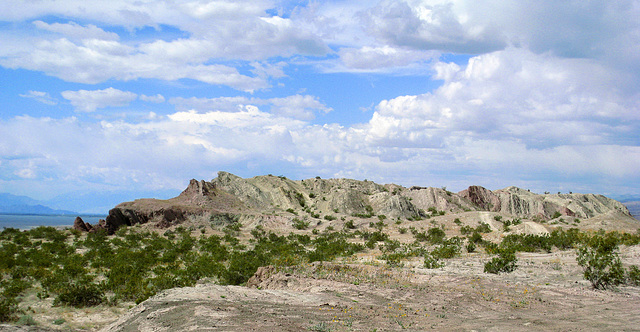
[0,189,181,215]
[623,201,640,220]
[0,193,77,215]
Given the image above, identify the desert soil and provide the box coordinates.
[94,247,640,332]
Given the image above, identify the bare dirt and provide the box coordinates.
[96,246,640,332]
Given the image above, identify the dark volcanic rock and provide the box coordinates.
[72,216,93,232]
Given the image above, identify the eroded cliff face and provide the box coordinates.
[458,185,631,220]
[78,171,635,234]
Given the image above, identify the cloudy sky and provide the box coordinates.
[1,0,639,212]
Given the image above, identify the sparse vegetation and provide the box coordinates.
[1,193,640,328]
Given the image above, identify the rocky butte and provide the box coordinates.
[75,171,636,234]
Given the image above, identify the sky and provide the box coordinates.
[0,0,639,212]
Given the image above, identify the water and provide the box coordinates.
[0,214,106,230]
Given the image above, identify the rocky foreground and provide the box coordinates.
[78,171,635,235]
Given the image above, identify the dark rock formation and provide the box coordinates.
[72,216,93,232]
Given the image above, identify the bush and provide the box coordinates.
[54,283,104,307]
[576,234,625,290]
[627,265,640,286]
[427,227,446,244]
[423,253,444,269]
[222,250,267,285]
[465,242,476,253]
[292,218,310,230]
[0,296,19,322]
[344,220,356,229]
[475,222,492,233]
[484,249,517,274]
[431,238,461,259]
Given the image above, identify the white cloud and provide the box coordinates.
[0,0,639,199]
[358,1,640,74]
[336,46,437,72]
[0,38,270,91]
[364,48,638,149]
[140,94,165,103]
[19,90,58,105]
[268,95,332,120]
[33,20,119,41]
[0,0,329,90]
[169,94,332,120]
[61,88,137,112]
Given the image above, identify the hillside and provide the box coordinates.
[84,171,636,234]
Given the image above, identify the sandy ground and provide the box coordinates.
[96,248,640,332]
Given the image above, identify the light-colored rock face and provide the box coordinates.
[183,172,636,223]
[93,172,634,234]
[458,185,633,220]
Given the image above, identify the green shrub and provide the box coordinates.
[292,218,310,230]
[423,253,444,269]
[465,242,476,253]
[344,220,356,229]
[323,215,336,221]
[468,231,483,244]
[576,234,625,290]
[0,296,19,322]
[54,283,104,307]
[460,225,474,235]
[475,222,492,233]
[484,249,517,274]
[627,265,640,286]
[430,238,461,259]
[427,227,446,244]
[223,250,267,285]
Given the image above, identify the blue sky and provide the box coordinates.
[1,1,639,212]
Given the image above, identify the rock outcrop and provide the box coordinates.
[79,171,635,234]
[459,185,631,220]
[72,216,93,232]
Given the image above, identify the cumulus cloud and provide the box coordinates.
[0,0,639,199]
[61,88,137,112]
[0,0,329,90]
[365,48,638,149]
[358,1,640,74]
[0,38,271,91]
[19,90,58,105]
